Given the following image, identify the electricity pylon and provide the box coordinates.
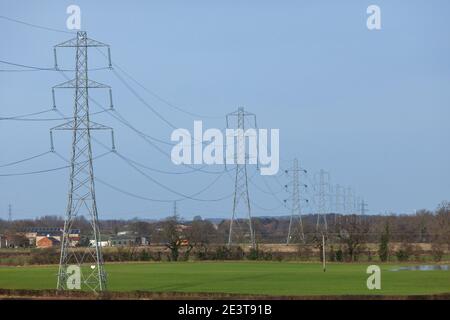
[315,169,330,234]
[359,198,368,216]
[345,186,354,214]
[173,201,178,217]
[8,204,12,222]
[285,158,307,245]
[313,169,330,273]
[334,184,343,225]
[52,31,113,292]
[226,107,256,248]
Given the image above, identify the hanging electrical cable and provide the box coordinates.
[248,174,285,195]
[0,108,54,120]
[0,164,70,177]
[0,15,75,34]
[0,151,112,177]
[0,59,110,72]
[0,109,107,122]
[0,151,52,168]
[53,149,234,203]
[250,200,284,212]
[95,47,223,119]
[55,69,229,174]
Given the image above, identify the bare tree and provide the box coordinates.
[337,214,369,262]
[160,215,184,261]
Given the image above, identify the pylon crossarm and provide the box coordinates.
[55,36,109,48]
[53,79,110,89]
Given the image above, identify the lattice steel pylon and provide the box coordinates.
[315,169,329,234]
[334,184,343,225]
[53,31,113,292]
[226,107,256,248]
[359,198,368,216]
[345,186,354,214]
[285,158,307,245]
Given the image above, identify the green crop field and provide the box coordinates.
[0,262,449,296]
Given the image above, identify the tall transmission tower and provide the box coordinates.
[315,169,330,234]
[345,186,354,214]
[8,204,12,222]
[334,184,343,224]
[173,201,178,217]
[360,198,368,216]
[52,31,113,292]
[226,107,256,248]
[285,158,307,245]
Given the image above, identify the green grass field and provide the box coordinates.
[0,262,449,296]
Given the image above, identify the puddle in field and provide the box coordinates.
[390,265,450,272]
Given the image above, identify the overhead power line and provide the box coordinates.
[0,15,74,34]
[56,69,226,174]
[0,164,69,177]
[53,150,234,203]
[95,47,223,119]
[0,108,54,120]
[0,151,51,168]
[0,151,112,177]
[0,59,110,72]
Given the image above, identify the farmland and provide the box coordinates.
[0,262,449,297]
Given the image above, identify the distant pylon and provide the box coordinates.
[315,169,329,233]
[8,204,12,222]
[173,201,178,217]
[334,184,343,224]
[226,107,256,248]
[52,31,113,292]
[355,196,361,215]
[345,186,354,214]
[285,158,307,244]
[360,198,368,216]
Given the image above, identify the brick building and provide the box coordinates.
[36,236,61,248]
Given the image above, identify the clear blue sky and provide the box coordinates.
[0,0,449,220]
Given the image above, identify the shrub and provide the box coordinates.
[29,248,59,264]
[213,246,231,260]
[412,245,423,262]
[431,243,444,262]
[246,248,259,260]
[138,249,151,261]
[229,246,245,260]
[335,248,344,262]
[151,251,162,261]
[328,246,336,262]
[379,224,390,262]
[272,252,284,262]
[366,249,373,262]
[395,243,413,262]
[297,245,312,261]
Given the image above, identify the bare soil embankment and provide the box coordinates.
[0,289,449,300]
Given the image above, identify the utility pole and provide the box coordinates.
[53,31,113,292]
[285,158,307,245]
[315,170,329,272]
[226,107,257,248]
[322,234,326,272]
